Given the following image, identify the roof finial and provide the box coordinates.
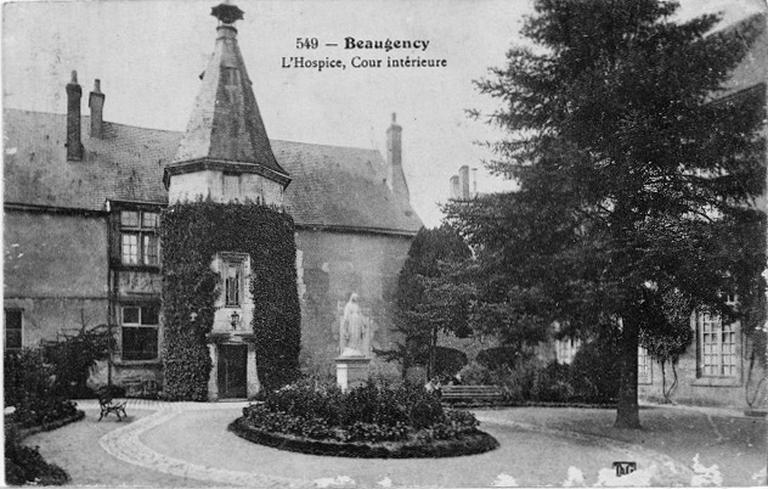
[391,112,396,123]
[211,1,244,25]
[70,70,78,84]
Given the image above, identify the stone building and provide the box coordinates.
[3,3,421,398]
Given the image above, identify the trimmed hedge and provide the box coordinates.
[229,416,499,458]
[161,201,301,399]
[233,379,498,457]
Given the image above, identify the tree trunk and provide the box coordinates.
[615,316,641,428]
[427,326,438,380]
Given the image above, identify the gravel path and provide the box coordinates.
[25,400,765,487]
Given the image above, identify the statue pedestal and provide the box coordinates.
[335,353,371,392]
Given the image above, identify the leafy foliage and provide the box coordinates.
[161,200,301,399]
[461,339,620,405]
[5,424,69,486]
[42,324,113,399]
[4,349,79,428]
[414,347,468,379]
[569,334,622,403]
[445,0,765,427]
[242,378,479,443]
[381,226,473,378]
[476,346,524,371]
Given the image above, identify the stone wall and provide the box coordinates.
[295,228,413,377]
[168,170,284,206]
[4,210,109,345]
[639,321,766,408]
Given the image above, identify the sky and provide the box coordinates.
[2,0,764,227]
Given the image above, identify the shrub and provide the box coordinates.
[42,324,113,399]
[569,334,621,403]
[4,349,78,428]
[492,357,543,403]
[457,361,493,385]
[415,347,468,378]
[530,361,575,402]
[5,424,69,485]
[476,346,522,370]
[4,350,52,408]
[243,378,479,443]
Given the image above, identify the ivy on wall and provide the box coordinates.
[161,200,301,400]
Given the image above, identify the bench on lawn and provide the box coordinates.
[440,385,504,405]
[97,392,127,422]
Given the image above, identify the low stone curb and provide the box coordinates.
[228,416,499,458]
[445,400,617,409]
[99,410,314,488]
[744,409,767,417]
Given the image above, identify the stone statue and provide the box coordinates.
[339,293,370,357]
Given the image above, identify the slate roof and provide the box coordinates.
[171,25,287,178]
[718,12,767,96]
[3,109,423,235]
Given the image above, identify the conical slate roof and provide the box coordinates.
[169,8,288,185]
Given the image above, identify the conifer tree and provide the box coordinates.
[381,226,472,379]
[446,0,765,427]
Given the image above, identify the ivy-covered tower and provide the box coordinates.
[161,2,299,400]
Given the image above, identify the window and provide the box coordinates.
[120,210,160,266]
[4,309,22,352]
[698,312,737,377]
[224,260,244,306]
[122,234,139,264]
[121,304,159,360]
[638,346,651,384]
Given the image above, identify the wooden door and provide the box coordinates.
[217,344,247,398]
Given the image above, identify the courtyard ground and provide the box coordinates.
[24,399,766,487]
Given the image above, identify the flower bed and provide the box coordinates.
[230,379,499,458]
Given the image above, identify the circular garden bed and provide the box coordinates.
[229,379,499,458]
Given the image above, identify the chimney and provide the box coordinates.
[65,70,83,160]
[459,165,470,200]
[386,112,402,191]
[449,175,460,199]
[88,79,105,139]
[386,113,410,200]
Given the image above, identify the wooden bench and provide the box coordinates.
[440,385,505,405]
[97,394,127,422]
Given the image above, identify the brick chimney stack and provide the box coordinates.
[458,165,470,199]
[88,79,105,139]
[386,113,402,185]
[386,113,410,200]
[65,70,83,161]
[449,175,460,199]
